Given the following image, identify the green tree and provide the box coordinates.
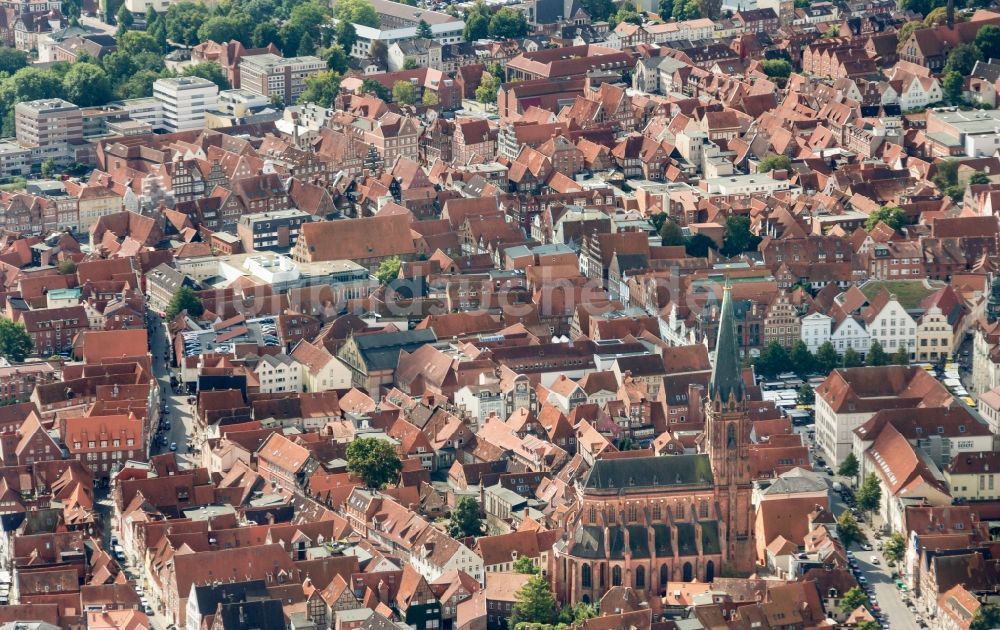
[971,603,1000,630]
[865,340,888,367]
[757,153,791,173]
[559,602,598,625]
[391,79,415,104]
[697,0,720,19]
[672,0,699,19]
[883,531,906,563]
[891,346,910,366]
[580,0,614,20]
[322,45,349,73]
[416,18,432,39]
[333,0,379,27]
[252,21,283,49]
[360,78,390,100]
[144,5,158,25]
[447,496,482,538]
[814,341,840,374]
[855,622,879,630]
[976,24,1000,61]
[299,70,342,106]
[0,48,28,75]
[284,1,330,54]
[510,574,558,627]
[843,346,863,368]
[57,259,77,275]
[683,233,714,257]
[933,159,960,189]
[755,341,791,379]
[117,31,161,57]
[864,205,906,232]
[789,340,815,377]
[197,14,252,45]
[376,255,402,284]
[165,286,204,319]
[115,4,133,36]
[297,31,316,56]
[488,7,528,38]
[40,158,57,179]
[475,72,500,104]
[841,585,868,614]
[838,452,859,478]
[943,70,964,105]
[760,59,792,85]
[62,63,112,107]
[945,43,982,76]
[370,39,388,66]
[0,319,32,362]
[513,555,539,574]
[970,171,992,185]
[797,383,815,405]
[403,58,419,70]
[463,11,489,41]
[658,0,672,19]
[166,2,212,45]
[857,472,882,514]
[422,89,438,106]
[181,62,230,90]
[116,69,161,99]
[346,436,402,489]
[721,215,760,257]
[837,510,863,548]
[659,219,684,246]
[336,20,357,51]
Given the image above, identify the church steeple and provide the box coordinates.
[710,283,745,403]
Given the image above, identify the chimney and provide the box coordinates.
[947,0,954,28]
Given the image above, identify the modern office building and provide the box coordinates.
[153,77,219,133]
[14,98,83,164]
[238,54,325,106]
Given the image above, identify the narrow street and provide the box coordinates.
[807,435,922,629]
[99,313,199,630]
[148,312,199,467]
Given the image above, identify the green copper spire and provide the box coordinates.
[710,282,745,403]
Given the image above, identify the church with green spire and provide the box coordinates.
[552,283,757,604]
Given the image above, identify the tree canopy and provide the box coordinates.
[976,24,1000,61]
[165,286,204,320]
[0,319,32,362]
[865,206,906,232]
[334,0,379,27]
[62,63,113,107]
[836,510,863,548]
[475,72,500,104]
[181,62,230,90]
[166,2,212,45]
[447,496,482,538]
[971,171,992,185]
[416,18,433,39]
[392,80,416,105]
[857,472,882,513]
[883,531,906,562]
[838,452,859,478]
[299,70,342,107]
[865,340,888,366]
[346,437,402,489]
[513,556,539,574]
[721,215,761,257]
[971,603,1000,630]
[375,256,402,284]
[488,7,528,38]
[840,586,868,615]
[757,153,791,173]
[0,48,28,75]
[510,574,559,627]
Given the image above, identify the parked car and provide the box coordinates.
[169,442,177,451]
